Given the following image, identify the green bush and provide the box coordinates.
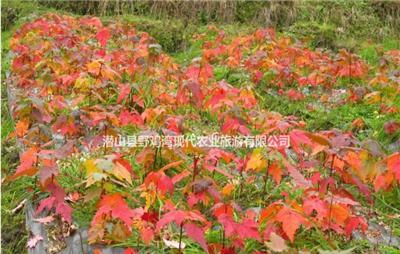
[121,16,196,53]
[1,0,39,31]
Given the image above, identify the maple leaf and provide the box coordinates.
[119,110,144,126]
[183,223,209,253]
[96,28,111,47]
[36,186,73,223]
[221,116,250,136]
[204,148,236,172]
[93,249,102,254]
[187,81,204,108]
[156,209,206,232]
[374,172,394,191]
[85,156,134,186]
[387,153,400,182]
[344,216,367,238]
[15,118,29,137]
[217,214,260,242]
[245,149,267,172]
[259,202,282,224]
[384,121,400,135]
[55,202,73,223]
[113,160,134,185]
[237,218,260,241]
[185,63,214,85]
[330,204,349,226]
[36,197,56,215]
[93,194,143,231]
[222,183,235,197]
[303,197,328,219]
[27,234,43,248]
[140,227,154,245]
[124,248,137,254]
[282,158,311,188]
[117,83,131,103]
[10,147,38,180]
[171,169,191,184]
[268,162,282,184]
[143,171,174,196]
[87,60,102,76]
[275,206,306,242]
[212,203,234,218]
[264,232,288,252]
[52,115,79,136]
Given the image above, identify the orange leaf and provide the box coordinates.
[330,204,349,226]
[15,119,29,138]
[276,206,305,242]
[268,163,282,184]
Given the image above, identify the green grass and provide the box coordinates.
[1,4,30,253]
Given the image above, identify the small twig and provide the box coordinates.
[11,198,27,214]
[178,222,184,254]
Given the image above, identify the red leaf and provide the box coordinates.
[187,81,204,108]
[10,147,38,180]
[144,171,174,196]
[156,209,206,232]
[221,117,250,135]
[36,193,72,223]
[282,159,311,188]
[237,218,260,241]
[117,84,131,103]
[55,202,73,223]
[172,169,191,184]
[36,197,55,215]
[93,194,143,230]
[183,223,208,253]
[387,153,400,182]
[156,210,186,231]
[303,197,328,219]
[124,248,137,254]
[96,28,110,47]
[119,110,143,126]
[140,227,154,245]
[345,216,368,238]
[384,121,400,135]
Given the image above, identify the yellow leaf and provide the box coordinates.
[364,91,381,104]
[87,60,102,75]
[74,76,91,92]
[84,159,99,176]
[245,149,267,172]
[113,162,132,184]
[222,183,235,197]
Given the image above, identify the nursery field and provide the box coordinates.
[1,1,400,254]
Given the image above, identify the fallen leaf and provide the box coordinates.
[265,232,288,252]
[163,238,185,249]
[27,234,43,248]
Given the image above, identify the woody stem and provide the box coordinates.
[178,222,184,253]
